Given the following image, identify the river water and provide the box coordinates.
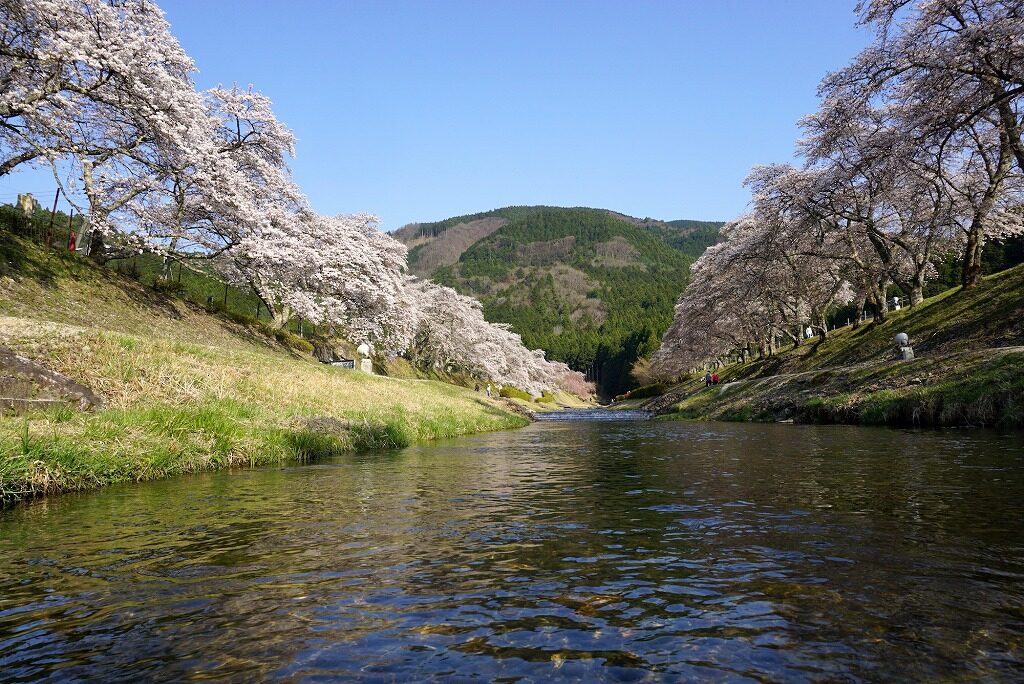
[1,420,1022,682]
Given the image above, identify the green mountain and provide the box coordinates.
[394,206,723,396]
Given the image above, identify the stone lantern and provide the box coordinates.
[895,332,914,360]
[357,343,373,374]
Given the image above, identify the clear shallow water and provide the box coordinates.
[533,409,651,421]
[1,421,1023,683]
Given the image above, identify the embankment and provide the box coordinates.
[648,265,1024,428]
[0,237,526,504]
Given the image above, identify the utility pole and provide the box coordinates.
[45,188,60,251]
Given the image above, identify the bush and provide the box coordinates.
[535,392,556,403]
[629,383,668,399]
[256,323,314,354]
[499,386,533,401]
[152,278,185,295]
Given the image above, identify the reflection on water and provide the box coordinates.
[1,422,1023,682]
[533,409,651,421]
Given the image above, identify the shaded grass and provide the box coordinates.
[772,265,1024,374]
[650,266,1024,429]
[656,348,1024,429]
[796,352,1024,428]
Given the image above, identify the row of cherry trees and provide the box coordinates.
[651,0,1024,379]
[0,0,588,395]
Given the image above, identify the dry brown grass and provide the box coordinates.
[0,319,525,504]
[0,237,526,504]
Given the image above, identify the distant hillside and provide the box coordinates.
[394,206,724,396]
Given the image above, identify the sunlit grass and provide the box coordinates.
[0,236,527,505]
[0,329,526,504]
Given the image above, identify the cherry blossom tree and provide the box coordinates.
[402,278,589,396]
[1,0,215,262]
[819,0,1024,286]
[134,85,303,278]
[218,211,409,335]
[836,0,1024,173]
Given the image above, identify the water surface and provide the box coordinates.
[1,421,1022,682]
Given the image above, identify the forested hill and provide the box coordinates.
[393,206,723,396]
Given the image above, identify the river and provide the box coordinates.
[1,420,1022,682]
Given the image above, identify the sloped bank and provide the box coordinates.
[0,320,526,505]
[0,239,526,506]
[649,348,1023,428]
[647,266,1024,429]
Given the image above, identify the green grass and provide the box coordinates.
[651,265,1024,429]
[499,386,533,401]
[0,235,528,505]
[795,352,1024,428]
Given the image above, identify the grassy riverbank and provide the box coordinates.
[0,237,526,505]
[647,264,1024,428]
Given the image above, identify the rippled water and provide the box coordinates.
[1,421,1023,682]
[533,409,652,421]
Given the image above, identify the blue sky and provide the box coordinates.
[0,0,871,230]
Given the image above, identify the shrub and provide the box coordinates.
[152,278,185,295]
[499,386,533,401]
[535,392,556,403]
[255,323,314,354]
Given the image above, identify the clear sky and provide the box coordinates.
[0,0,872,230]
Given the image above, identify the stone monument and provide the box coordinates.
[357,343,373,374]
[895,332,914,360]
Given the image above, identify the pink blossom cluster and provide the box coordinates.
[652,0,1024,379]
[0,0,590,396]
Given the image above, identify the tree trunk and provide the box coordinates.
[910,277,925,306]
[270,304,292,330]
[962,126,1013,288]
[993,85,1024,175]
[853,296,866,330]
[870,286,888,324]
[961,219,985,287]
[161,237,180,280]
[87,229,108,264]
